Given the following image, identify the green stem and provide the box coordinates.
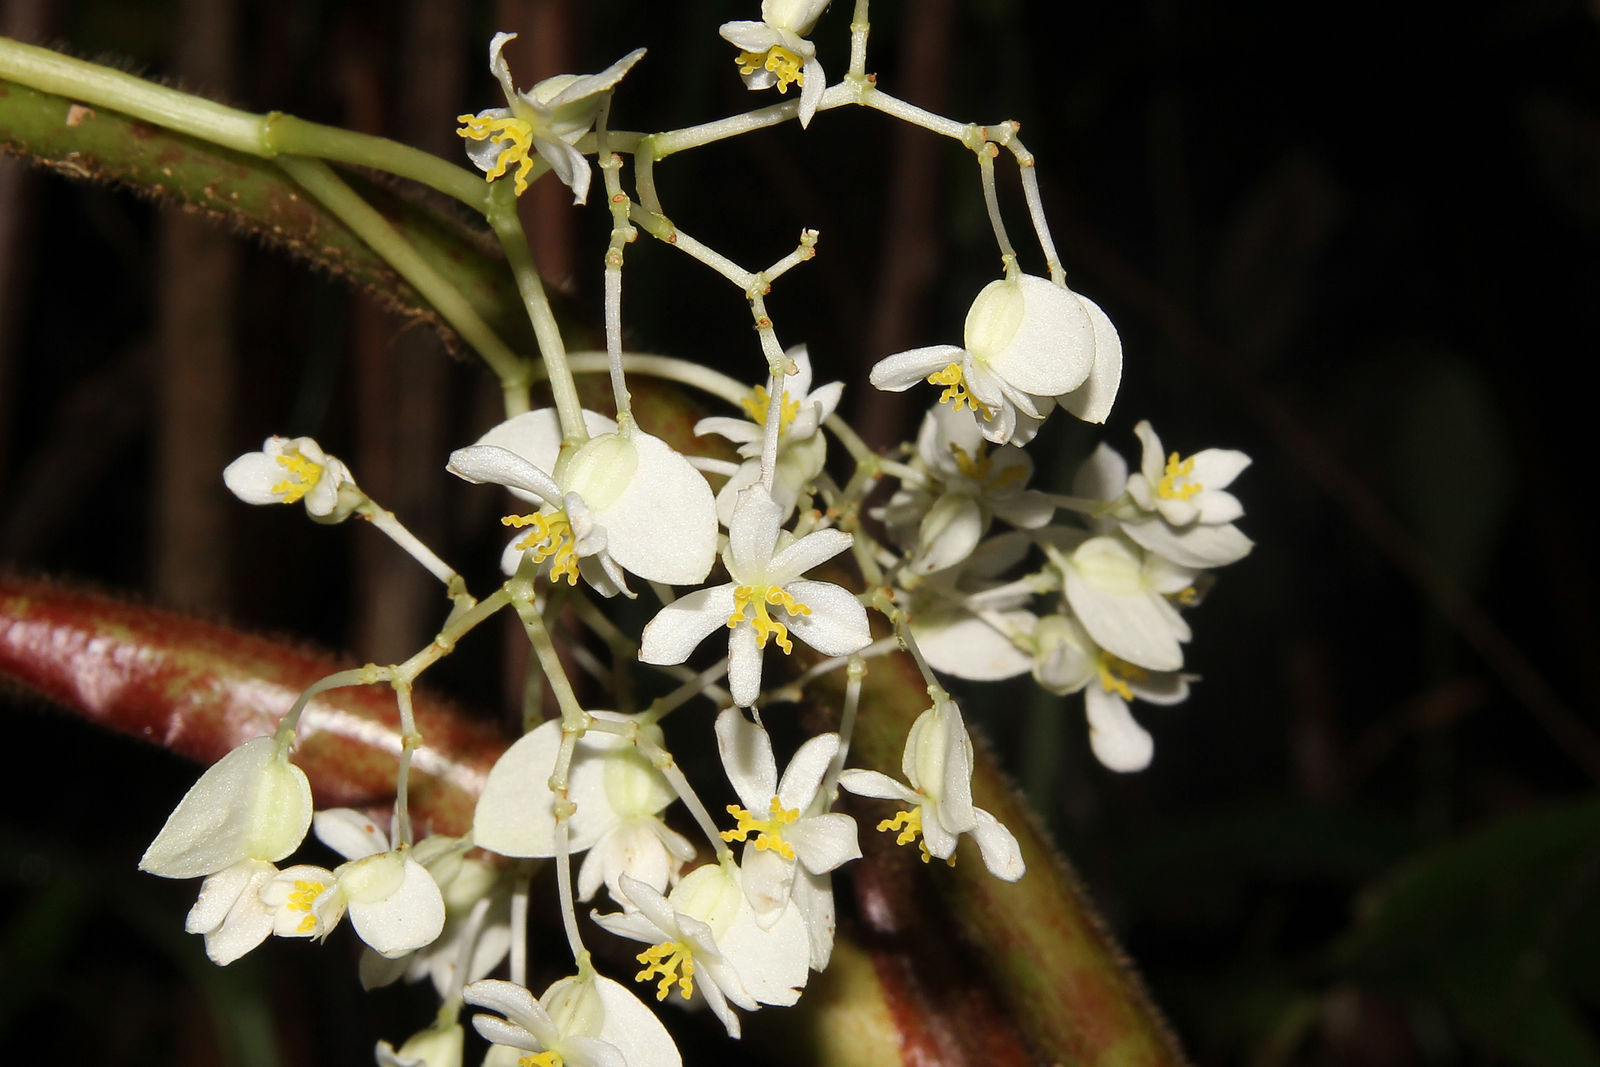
[487,181,580,430]
[261,112,490,211]
[276,156,531,398]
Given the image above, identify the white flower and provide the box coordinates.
[472,713,695,906]
[223,435,358,521]
[457,33,645,204]
[449,409,718,597]
[591,867,810,1038]
[140,737,314,964]
[837,695,1024,881]
[879,404,1054,574]
[869,274,1118,445]
[1030,615,1190,772]
[374,1021,463,1067]
[359,842,511,996]
[695,345,843,523]
[720,1,832,127]
[715,708,859,963]
[1057,534,1195,672]
[1114,422,1254,568]
[639,485,870,707]
[466,973,681,1067]
[261,809,446,958]
[902,531,1039,682]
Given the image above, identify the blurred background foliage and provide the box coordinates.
[3,0,1600,1063]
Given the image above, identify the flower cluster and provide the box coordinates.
[137,4,1255,1065]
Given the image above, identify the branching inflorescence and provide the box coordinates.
[0,1,1259,1062]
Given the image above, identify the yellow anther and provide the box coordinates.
[739,384,802,433]
[1096,652,1148,700]
[735,45,805,93]
[1157,451,1202,501]
[518,1054,563,1067]
[948,442,1026,488]
[876,806,955,866]
[635,941,696,1001]
[721,796,800,859]
[727,585,811,654]
[271,452,323,504]
[456,113,538,195]
[502,511,580,585]
[926,363,993,418]
[286,879,325,933]
[1174,585,1199,605]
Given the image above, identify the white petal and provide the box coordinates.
[776,733,838,812]
[593,975,684,1067]
[1085,686,1155,772]
[534,135,593,204]
[1073,442,1129,502]
[786,813,860,875]
[912,493,984,574]
[869,345,966,392]
[727,622,765,708]
[719,896,808,1006]
[1056,294,1122,423]
[739,844,796,924]
[718,21,780,52]
[447,445,562,506]
[715,708,779,812]
[910,611,1033,682]
[976,275,1094,397]
[1119,517,1253,569]
[783,581,870,656]
[638,585,739,666]
[835,769,917,805]
[590,432,717,585]
[313,808,389,861]
[1063,537,1185,670]
[141,737,311,878]
[970,808,1025,881]
[791,867,836,970]
[543,48,646,110]
[472,720,629,858]
[728,485,784,577]
[349,858,445,958]
[798,57,824,126]
[766,527,852,584]
[694,415,762,444]
[222,451,291,505]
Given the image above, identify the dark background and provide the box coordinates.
[3,0,1599,1063]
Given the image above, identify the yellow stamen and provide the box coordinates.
[948,442,1025,488]
[502,510,580,585]
[1174,585,1199,605]
[518,1054,562,1067]
[721,796,800,859]
[636,941,696,1001]
[727,584,811,653]
[270,452,323,504]
[735,45,805,93]
[286,878,326,934]
[926,363,993,418]
[739,384,802,434]
[1096,652,1149,700]
[456,113,538,195]
[876,807,955,866]
[1157,452,1202,501]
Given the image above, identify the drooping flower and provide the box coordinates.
[457,32,645,204]
[869,274,1117,444]
[837,694,1024,880]
[1055,533,1195,672]
[448,409,718,597]
[466,972,682,1067]
[639,485,870,706]
[591,866,810,1038]
[261,809,446,959]
[878,404,1054,574]
[472,712,696,906]
[140,736,314,964]
[695,344,843,523]
[1030,614,1190,772]
[719,1,833,126]
[359,841,511,996]
[223,435,359,522]
[715,708,859,965]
